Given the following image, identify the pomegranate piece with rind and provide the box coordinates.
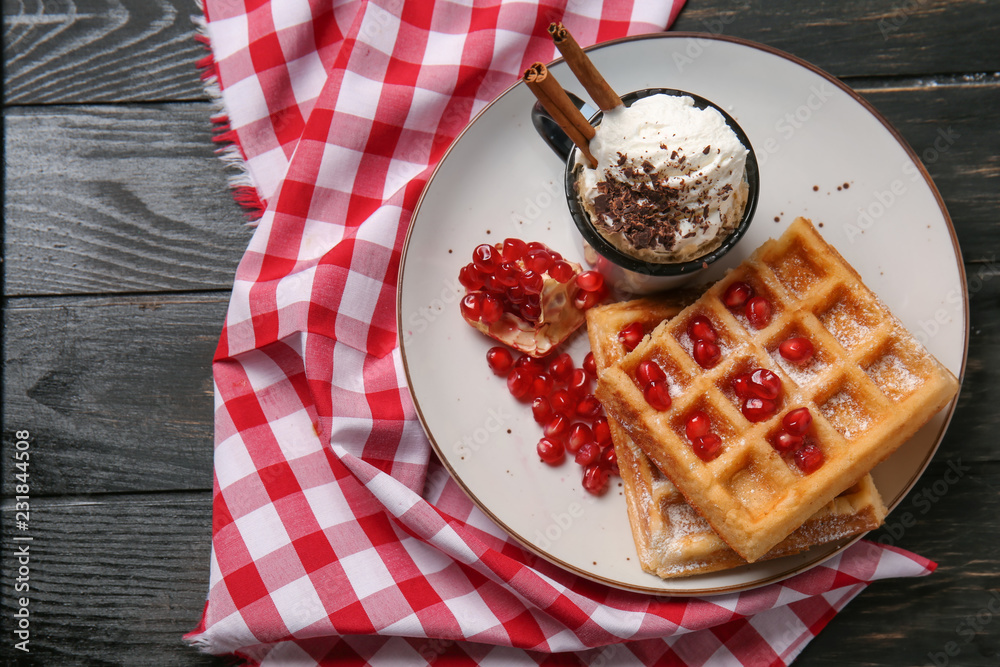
[459,238,591,357]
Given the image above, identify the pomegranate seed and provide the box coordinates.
[481,273,504,294]
[524,248,553,273]
[548,249,563,261]
[685,411,712,441]
[550,389,574,416]
[531,396,554,424]
[575,441,602,466]
[772,430,803,453]
[479,293,503,324]
[573,288,602,310]
[486,346,514,376]
[493,261,519,287]
[723,281,754,309]
[520,299,541,322]
[592,417,612,446]
[600,445,619,475]
[582,352,597,379]
[530,373,554,399]
[546,353,574,383]
[742,397,777,422]
[536,437,565,465]
[520,269,544,294]
[779,337,815,364]
[749,369,782,400]
[576,394,602,420]
[693,340,722,369]
[544,414,570,439]
[688,315,718,343]
[567,368,590,397]
[618,322,645,352]
[794,443,824,474]
[582,463,610,495]
[501,238,527,262]
[731,372,754,399]
[692,433,722,461]
[506,368,532,401]
[460,292,483,320]
[644,382,672,411]
[575,270,604,292]
[514,355,543,374]
[636,359,666,387]
[549,260,576,283]
[567,423,594,454]
[458,264,485,291]
[745,296,773,329]
[782,408,813,435]
[526,241,547,253]
[472,243,499,273]
[506,283,527,304]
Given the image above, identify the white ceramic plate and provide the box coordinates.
[397,34,967,595]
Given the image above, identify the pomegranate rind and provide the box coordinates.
[460,247,588,357]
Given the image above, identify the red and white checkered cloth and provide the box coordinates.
[185,2,936,665]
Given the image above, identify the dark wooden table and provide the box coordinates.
[2,2,997,665]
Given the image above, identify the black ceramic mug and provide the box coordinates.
[533,88,760,294]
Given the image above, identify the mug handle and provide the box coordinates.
[530,92,597,162]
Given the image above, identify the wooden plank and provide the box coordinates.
[0,474,995,666]
[3,257,998,483]
[856,78,1000,248]
[3,0,207,104]
[0,493,225,666]
[672,0,1000,79]
[4,83,999,298]
[3,103,252,297]
[798,459,1000,666]
[4,0,1000,106]
[3,294,226,495]
[1,274,996,493]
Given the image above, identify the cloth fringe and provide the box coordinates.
[192,12,265,224]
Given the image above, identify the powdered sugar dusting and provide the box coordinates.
[657,559,715,576]
[768,248,823,297]
[664,502,710,540]
[790,515,857,543]
[866,353,921,402]
[773,352,824,388]
[819,300,872,350]
[664,369,687,398]
[820,390,872,440]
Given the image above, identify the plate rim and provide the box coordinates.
[396,31,969,596]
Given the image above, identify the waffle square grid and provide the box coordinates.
[596,218,959,562]
[587,295,888,578]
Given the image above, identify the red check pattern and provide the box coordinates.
[186,1,936,665]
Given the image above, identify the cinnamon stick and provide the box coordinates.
[548,23,623,111]
[523,62,597,167]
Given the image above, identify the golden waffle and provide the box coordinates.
[588,296,888,578]
[595,218,959,562]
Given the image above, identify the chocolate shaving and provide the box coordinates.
[591,169,704,252]
[703,145,711,154]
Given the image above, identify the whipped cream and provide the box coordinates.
[576,94,749,263]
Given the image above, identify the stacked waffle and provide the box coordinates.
[590,218,958,575]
